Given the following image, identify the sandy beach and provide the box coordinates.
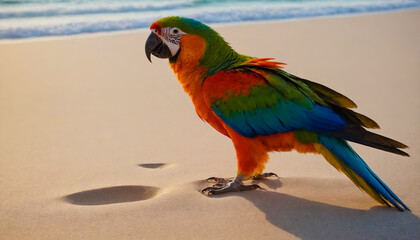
[1,9,420,239]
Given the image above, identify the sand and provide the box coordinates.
[1,9,420,240]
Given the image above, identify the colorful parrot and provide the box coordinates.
[145,16,409,211]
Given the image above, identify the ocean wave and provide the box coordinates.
[0,18,153,39]
[0,0,419,39]
[191,1,420,23]
[0,1,193,19]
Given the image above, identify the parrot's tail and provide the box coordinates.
[316,135,409,211]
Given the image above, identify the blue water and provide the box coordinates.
[0,0,419,39]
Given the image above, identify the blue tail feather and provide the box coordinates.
[366,167,410,211]
[319,135,409,211]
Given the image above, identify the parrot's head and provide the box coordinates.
[145,16,216,63]
[145,16,241,74]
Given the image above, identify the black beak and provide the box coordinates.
[145,32,173,63]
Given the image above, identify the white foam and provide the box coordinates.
[0,1,193,19]
[0,0,419,39]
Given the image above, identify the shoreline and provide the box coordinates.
[1,7,419,44]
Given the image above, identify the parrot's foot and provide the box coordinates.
[251,172,278,180]
[205,176,233,188]
[201,174,261,195]
[206,172,278,184]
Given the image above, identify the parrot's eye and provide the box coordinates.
[171,28,180,35]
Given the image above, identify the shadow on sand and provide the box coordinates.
[138,163,170,169]
[203,178,420,239]
[63,185,160,205]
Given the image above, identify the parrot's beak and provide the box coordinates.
[145,32,173,63]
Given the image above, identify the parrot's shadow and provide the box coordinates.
[251,178,283,190]
[240,191,420,239]
[205,178,420,239]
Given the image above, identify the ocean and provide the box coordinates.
[1,0,419,39]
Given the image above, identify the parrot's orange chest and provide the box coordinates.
[169,34,229,136]
[170,34,206,97]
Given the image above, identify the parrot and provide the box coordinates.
[145,16,409,211]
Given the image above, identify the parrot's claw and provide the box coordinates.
[202,174,262,195]
[202,184,261,195]
[251,172,278,180]
[211,183,227,188]
[206,177,232,184]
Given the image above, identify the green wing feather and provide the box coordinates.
[226,63,407,155]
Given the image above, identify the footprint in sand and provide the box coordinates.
[64,163,172,205]
[138,163,171,169]
[63,185,160,205]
